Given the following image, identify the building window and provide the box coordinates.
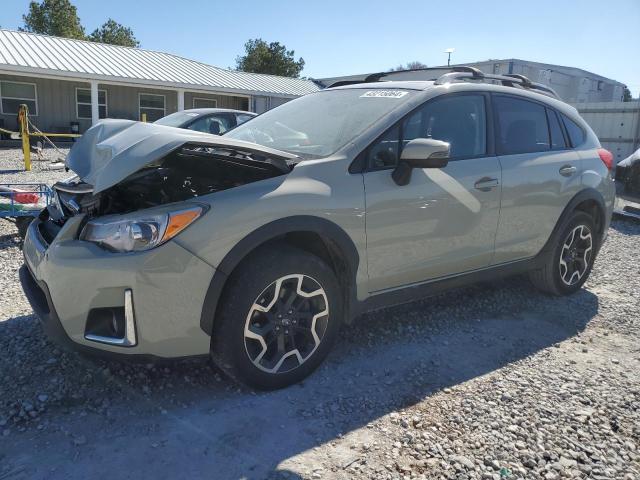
[76,88,107,119]
[193,97,218,109]
[0,81,37,115]
[139,93,165,121]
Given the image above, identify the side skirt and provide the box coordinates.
[354,257,538,317]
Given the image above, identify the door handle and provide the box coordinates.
[559,165,577,177]
[474,177,499,192]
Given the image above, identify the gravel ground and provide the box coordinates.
[0,147,638,480]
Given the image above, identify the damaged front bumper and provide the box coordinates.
[21,216,215,358]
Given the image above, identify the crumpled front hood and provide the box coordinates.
[66,119,297,193]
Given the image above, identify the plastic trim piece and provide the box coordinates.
[84,289,138,347]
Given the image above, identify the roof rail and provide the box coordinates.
[434,69,559,99]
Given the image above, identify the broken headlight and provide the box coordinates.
[80,204,206,252]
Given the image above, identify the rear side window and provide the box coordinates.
[494,96,550,155]
[546,108,567,150]
[561,114,586,147]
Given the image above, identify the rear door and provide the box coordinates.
[363,93,502,292]
[491,94,582,264]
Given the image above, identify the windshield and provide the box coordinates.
[225,89,416,158]
[154,111,201,127]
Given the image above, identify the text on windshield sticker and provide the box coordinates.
[360,90,408,98]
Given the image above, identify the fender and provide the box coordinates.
[199,216,360,335]
[535,187,607,263]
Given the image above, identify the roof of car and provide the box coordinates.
[180,108,257,115]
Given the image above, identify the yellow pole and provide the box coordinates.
[18,104,31,171]
[141,113,147,123]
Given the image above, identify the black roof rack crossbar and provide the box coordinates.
[434,70,559,99]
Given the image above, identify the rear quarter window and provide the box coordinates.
[561,114,586,147]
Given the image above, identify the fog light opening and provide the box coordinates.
[84,289,137,347]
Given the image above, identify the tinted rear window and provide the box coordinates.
[494,96,550,155]
[561,114,586,147]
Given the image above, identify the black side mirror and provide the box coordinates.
[392,138,450,186]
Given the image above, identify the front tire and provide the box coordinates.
[529,211,597,296]
[211,244,343,389]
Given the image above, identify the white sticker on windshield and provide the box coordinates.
[360,90,408,98]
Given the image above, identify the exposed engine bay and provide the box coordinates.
[44,144,293,234]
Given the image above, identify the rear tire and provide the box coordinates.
[529,211,597,296]
[211,244,343,390]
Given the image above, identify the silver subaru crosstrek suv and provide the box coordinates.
[20,68,615,389]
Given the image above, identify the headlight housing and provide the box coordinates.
[80,204,206,252]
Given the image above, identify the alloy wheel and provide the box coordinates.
[244,274,329,374]
[559,225,593,286]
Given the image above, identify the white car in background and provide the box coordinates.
[154,108,256,135]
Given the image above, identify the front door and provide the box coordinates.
[363,93,502,292]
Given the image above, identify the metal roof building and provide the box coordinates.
[0,29,319,133]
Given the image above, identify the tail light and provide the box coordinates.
[597,148,614,171]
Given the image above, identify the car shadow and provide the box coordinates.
[0,277,598,480]
[0,230,22,249]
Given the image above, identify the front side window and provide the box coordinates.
[366,94,487,169]
[403,95,486,159]
[226,88,417,158]
[368,125,401,169]
[139,93,165,122]
[0,81,37,115]
[76,88,107,119]
[494,96,550,155]
[561,114,586,147]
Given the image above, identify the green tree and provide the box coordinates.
[236,39,304,78]
[623,86,633,102]
[388,61,428,72]
[21,0,85,39]
[88,19,140,47]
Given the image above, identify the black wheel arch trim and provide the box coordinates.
[536,187,607,263]
[199,216,360,336]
